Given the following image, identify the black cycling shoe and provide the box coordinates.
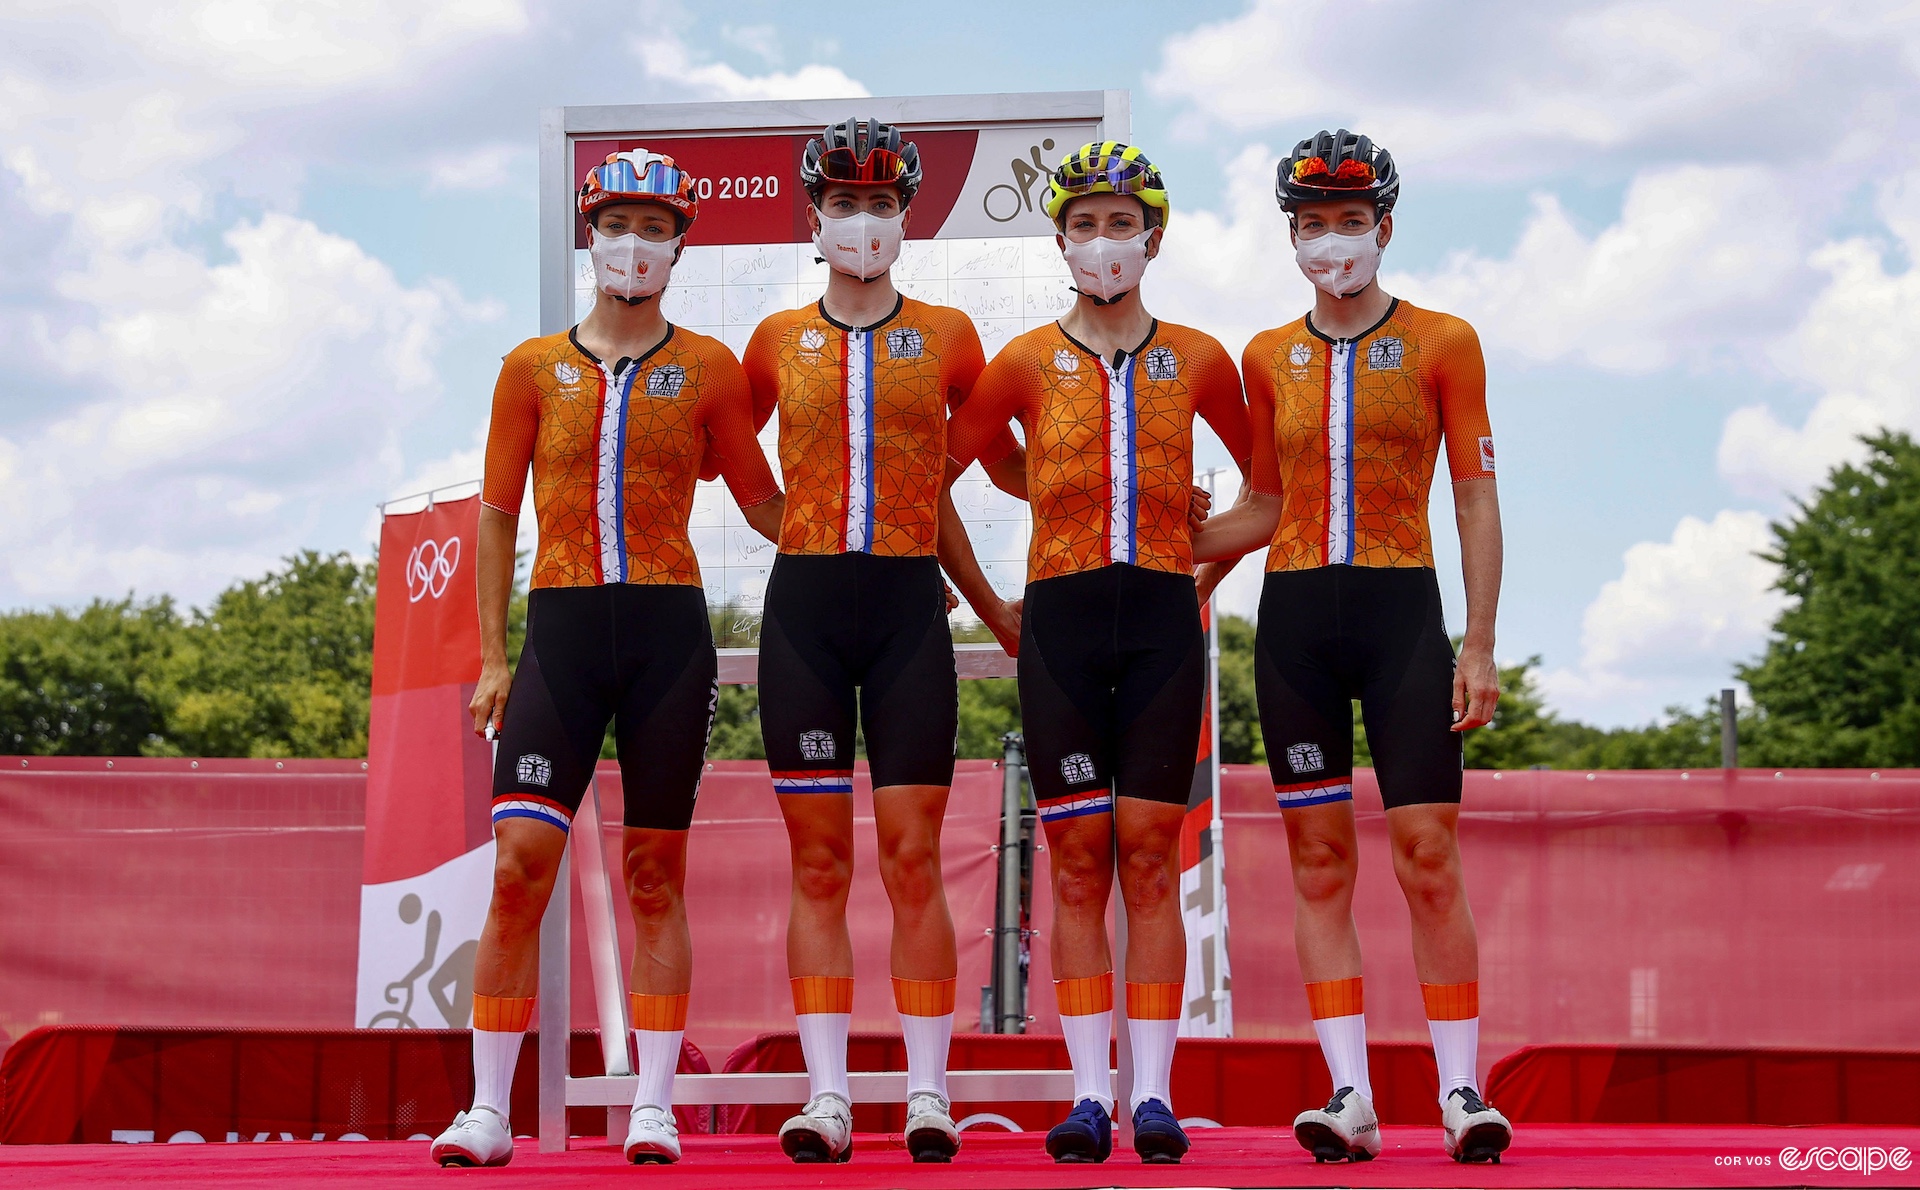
[1045,1098,1113,1164]
[1130,1098,1190,1164]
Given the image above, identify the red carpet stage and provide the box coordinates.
[4,1126,1917,1188]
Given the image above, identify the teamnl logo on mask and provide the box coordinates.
[1777,1145,1911,1175]
[406,537,460,602]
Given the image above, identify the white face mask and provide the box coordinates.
[813,210,904,280]
[1062,228,1154,303]
[1296,228,1384,299]
[590,228,680,301]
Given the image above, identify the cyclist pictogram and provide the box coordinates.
[983,138,1057,223]
[366,893,478,1028]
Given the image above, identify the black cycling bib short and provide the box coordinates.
[757,551,958,793]
[1018,563,1206,826]
[491,584,719,832]
[1255,565,1462,810]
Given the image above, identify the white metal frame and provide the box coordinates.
[535,91,1127,1152]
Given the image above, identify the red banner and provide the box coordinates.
[363,496,487,884]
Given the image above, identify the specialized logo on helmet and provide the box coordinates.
[885,328,924,359]
[1286,742,1326,774]
[1052,348,1081,374]
[1367,337,1403,371]
[554,361,581,386]
[799,327,828,353]
[516,753,553,788]
[646,364,686,397]
[1144,346,1178,382]
[1479,436,1496,474]
[406,537,460,603]
[1060,752,1097,783]
[798,730,837,761]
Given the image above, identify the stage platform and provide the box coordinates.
[5,1125,1915,1188]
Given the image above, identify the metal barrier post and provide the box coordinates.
[992,733,1027,1033]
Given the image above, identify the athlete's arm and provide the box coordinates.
[471,347,539,736]
[699,347,787,545]
[941,310,1028,500]
[983,447,1028,500]
[1191,334,1281,569]
[472,506,517,736]
[937,456,1021,656]
[1438,319,1501,732]
[1453,478,1502,731]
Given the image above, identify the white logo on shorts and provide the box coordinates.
[1060,752,1097,783]
[516,753,553,787]
[799,729,837,761]
[1286,742,1325,774]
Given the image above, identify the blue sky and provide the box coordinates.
[3,1,1917,727]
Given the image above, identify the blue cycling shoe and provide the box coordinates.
[1131,1098,1189,1164]
[1045,1098,1113,1164]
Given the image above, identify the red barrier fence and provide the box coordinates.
[3,758,1916,1083]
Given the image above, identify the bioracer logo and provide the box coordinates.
[1286,742,1325,774]
[798,730,836,761]
[516,754,552,787]
[1060,753,1097,783]
[1143,345,1178,381]
[886,328,924,359]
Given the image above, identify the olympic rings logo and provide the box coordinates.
[406,537,461,602]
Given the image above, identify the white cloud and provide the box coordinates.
[1539,510,1785,724]
[1397,166,1805,372]
[1151,1,1920,180]
[721,23,783,66]
[633,33,866,102]
[426,143,521,192]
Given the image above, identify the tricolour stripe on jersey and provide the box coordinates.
[842,331,876,553]
[492,797,574,832]
[772,770,855,795]
[595,362,641,583]
[1273,777,1353,807]
[1037,789,1114,823]
[1324,341,1356,566]
[1102,355,1139,566]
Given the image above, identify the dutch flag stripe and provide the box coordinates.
[844,331,874,553]
[1038,791,1114,821]
[1103,357,1137,566]
[1325,341,1355,566]
[595,363,639,583]
[1273,779,1353,807]
[492,799,574,830]
[773,773,855,794]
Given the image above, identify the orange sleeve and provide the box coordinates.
[743,314,788,434]
[946,335,1035,469]
[1239,333,1284,497]
[695,345,781,509]
[1182,329,1260,479]
[1435,317,1495,482]
[481,343,540,514]
[938,310,1019,466]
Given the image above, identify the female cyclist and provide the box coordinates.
[1192,129,1514,1165]
[741,117,1024,1165]
[946,142,1278,1166]
[430,150,785,1168]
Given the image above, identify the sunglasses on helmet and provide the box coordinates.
[1053,154,1160,196]
[818,145,906,184]
[589,157,687,197]
[1290,156,1378,188]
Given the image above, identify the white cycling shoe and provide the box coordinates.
[623,1103,681,1165]
[1441,1086,1513,1163]
[780,1091,853,1164]
[430,1105,514,1167]
[1292,1086,1381,1163]
[904,1091,959,1163]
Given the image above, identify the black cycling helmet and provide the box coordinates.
[800,117,923,206]
[1276,129,1400,215]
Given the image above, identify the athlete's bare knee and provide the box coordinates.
[1291,837,1356,905]
[1393,831,1460,915]
[1117,845,1176,913]
[790,838,853,906]
[624,855,682,922]
[877,835,940,910]
[1050,846,1112,916]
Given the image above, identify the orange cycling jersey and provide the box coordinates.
[483,326,780,589]
[743,296,1016,557]
[1244,299,1494,573]
[948,320,1279,584]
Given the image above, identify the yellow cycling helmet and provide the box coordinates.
[1043,142,1170,229]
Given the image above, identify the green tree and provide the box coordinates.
[1740,430,1920,766]
[0,597,181,755]
[157,551,377,757]
[1215,614,1264,764]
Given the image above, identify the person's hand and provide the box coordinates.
[470,659,512,737]
[1451,641,1500,731]
[983,597,1023,658]
[1188,484,1214,532]
[1194,560,1233,608]
[943,582,960,612]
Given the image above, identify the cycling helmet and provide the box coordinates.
[1276,129,1399,215]
[578,149,700,228]
[800,118,922,206]
[1043,142,1170,229]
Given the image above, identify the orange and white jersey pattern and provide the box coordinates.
[483,327,780,590]
[1245,299,1494,572]
[744,297,1013,558]
[948,321,1279,584]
